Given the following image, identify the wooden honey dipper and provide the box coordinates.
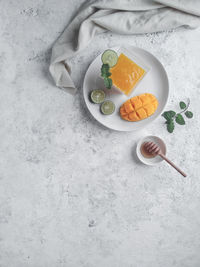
[144,141,187,177]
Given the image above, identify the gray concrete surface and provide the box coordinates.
[0,1,200,266]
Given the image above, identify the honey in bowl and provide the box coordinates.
[140,142,156,158]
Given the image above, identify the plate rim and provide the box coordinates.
[83,46,169,132]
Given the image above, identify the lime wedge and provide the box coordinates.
[90,89,106,104]
[101,100,115,115]
[101,50,118,67]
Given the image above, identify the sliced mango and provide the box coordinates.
[120,93,158,122]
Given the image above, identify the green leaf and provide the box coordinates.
[179,101,186,109]
[162,110,176,121]
[185,111,193,118]
[175,114,185,125]
[166,119,175,133]
[104,77,112,89]
[101,64,110,77]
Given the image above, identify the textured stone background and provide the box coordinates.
[0,1,200,266]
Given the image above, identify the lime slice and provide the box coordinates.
[90,89,105,104]
[101,49,118,67]
[101,100,115,115]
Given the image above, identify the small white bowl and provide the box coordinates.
[136,135,166,165]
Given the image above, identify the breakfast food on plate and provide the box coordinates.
[120,93,158,121]
[110,53,146,95]
[101,48,148,94]
[90,89,105,104]
[101,100,115,115]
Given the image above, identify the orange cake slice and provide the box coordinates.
[110,51,147,95]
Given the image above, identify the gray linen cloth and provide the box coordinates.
[49,0,200,94]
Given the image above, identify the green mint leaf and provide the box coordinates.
[101,64,110,77]
[107,78,112,89]
[185,111,193,118]
[162,110,176,121]
[101,63,113,89]
[166,119,174,133]
[175,114,185,125]
[179,101,186,109]
[104,77,112,89]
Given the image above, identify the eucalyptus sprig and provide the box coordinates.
[162,99,193,133]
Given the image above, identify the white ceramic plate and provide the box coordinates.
[83,46,169,131]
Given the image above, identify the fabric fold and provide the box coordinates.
[49,0,200,94]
